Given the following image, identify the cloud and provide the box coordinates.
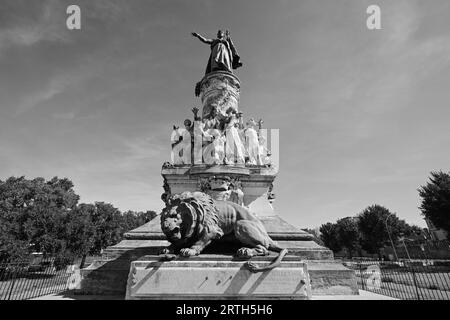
[0,0,71,55]
[52,111,76,120]
[15,72,85,115]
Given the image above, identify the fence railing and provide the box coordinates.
[343,259,450,300]
[0,258,79,300]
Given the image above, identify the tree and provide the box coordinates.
[335,217,360,258]
[357,205,404,258]
[419,171,450,238]
[89,202,123,255]
[0,175,158,264]
[0,176,79,262]
[65,204,96,268]
[120,210,157,234]
[138,210,157,224]
[319,223,342,253]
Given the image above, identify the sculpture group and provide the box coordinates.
[160,30,286,272]
[171,107,271,166]
[167,30,274,167]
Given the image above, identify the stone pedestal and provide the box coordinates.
[125,255,311,300]
[162,164,277,209]
[78,214,358,297]
[76,70,359,299]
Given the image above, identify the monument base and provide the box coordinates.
[125,255,311,300]
[77,215,358,297]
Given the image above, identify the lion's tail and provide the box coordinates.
[245,242,288,272]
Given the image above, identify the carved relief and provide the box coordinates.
[197,175,244,205]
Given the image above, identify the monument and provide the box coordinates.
[77,30,358,299]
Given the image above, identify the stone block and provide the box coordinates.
[125,255,311,300]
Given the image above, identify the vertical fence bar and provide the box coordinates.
[434,271,450,300]
[0,265,6,300]
[410,264,421,300]
[385,264,399,299]
[42,262,52,298]
[415,267,430,300]
[0,265,9,300]
[19,262,32,300]
[20,264,37,300]
[392,264,407,300]
[359,262,365,291]
[427,267,441,300]
[1,266,10,300]
[7,265,19,300]
[400,262,415,299]
[14,264,27,300]
[35,259,51,299]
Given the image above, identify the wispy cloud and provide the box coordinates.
[0,0,70,54]
[15,70,88,115]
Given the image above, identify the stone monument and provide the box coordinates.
[77,30,358,299]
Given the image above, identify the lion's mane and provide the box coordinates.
[161,191,224,243]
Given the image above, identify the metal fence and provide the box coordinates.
[0,258,79,300]
[343,259,450,300]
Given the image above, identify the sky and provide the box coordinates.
[1,0,449,229]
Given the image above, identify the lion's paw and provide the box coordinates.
[237,248,255,258]
[180,248,198,257]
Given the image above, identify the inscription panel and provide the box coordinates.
[126,260,311,299]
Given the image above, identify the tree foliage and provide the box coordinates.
[335,217,360,258]
[319,218,360,257]
[356,204,411,256]
[316,204,425,258]
[0,177,79,262]
[419,171,450,238]
[319,223,342,252]
[0,176,157,263]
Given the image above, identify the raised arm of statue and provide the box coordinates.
[191,32,213,45]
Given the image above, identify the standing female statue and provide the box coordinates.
[244,118,262,166]
[224,110,245,165]
[191,30,243,75]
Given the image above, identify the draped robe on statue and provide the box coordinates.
[224,116,245,164]
[205,38,242,75]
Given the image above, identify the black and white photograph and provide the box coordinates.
[1,0,450,308]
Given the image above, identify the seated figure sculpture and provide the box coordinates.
[160,191,288,272]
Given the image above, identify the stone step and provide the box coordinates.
[78,255,357,297]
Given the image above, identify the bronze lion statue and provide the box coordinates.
[160,191,288,272]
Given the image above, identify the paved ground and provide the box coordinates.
[311,290,397,300]
[32,290,397,300]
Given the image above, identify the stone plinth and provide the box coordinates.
[162,164,277,208]
[125,255,311,300]
[77,214,359,297]
[198,71,241,119]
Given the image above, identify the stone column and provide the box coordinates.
[198,71,241,119]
